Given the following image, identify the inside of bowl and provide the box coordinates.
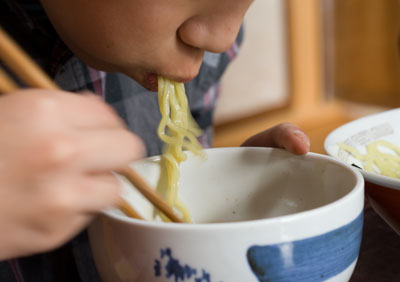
[116,148,358,224]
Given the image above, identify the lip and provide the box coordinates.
[142,73,159,92]
[142,73,197,92]
[140,50,204,91]
[159,73,199,84]
[174,76,196,83]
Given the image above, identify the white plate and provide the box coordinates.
[324,108,400,190]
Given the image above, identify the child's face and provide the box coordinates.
[41,0,253,90]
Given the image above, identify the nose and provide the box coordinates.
[178,3,252,53]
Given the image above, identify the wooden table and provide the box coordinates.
[350,206,400,282]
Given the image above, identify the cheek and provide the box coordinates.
[43,0,170,66]
[42,0,204,81]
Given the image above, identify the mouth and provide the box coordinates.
[131,48,204,92]
[142,73,159,92]
[141,73,197,92]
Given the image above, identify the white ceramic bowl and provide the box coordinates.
[89,147,364,282]
[324,108,400,235]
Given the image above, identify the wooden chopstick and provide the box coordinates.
[117,168,183,223]
[118,197,144,220]
[0,67,18,93]
[0,26,183,223]
[0,27,58,90]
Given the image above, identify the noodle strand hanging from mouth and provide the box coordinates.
[156,77,205,222]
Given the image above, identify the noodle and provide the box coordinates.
[339,140,400,179]
[156,77,205,222]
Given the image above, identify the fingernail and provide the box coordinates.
[293,130,310,149]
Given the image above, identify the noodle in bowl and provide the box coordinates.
[324,108,400,235]
[88,147,364,282]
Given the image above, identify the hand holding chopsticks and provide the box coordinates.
[0,26,184,223]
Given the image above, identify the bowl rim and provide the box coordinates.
[324,108,400,190]
[104,147,364,231]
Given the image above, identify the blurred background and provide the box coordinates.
[213,0,400,154]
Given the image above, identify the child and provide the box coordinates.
[0,0,310,281]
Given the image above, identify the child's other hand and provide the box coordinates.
[0,90,145,260]
[241,123,310,155]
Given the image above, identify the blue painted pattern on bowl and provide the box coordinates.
[151,212,362,282]
[247,211,363,282]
